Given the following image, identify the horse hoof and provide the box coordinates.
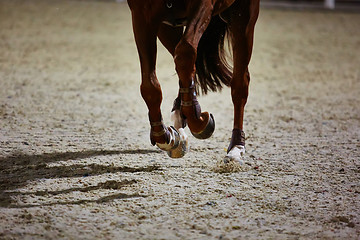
[156,127,189,158]
[191,113,215,139]
[167,128,189,158]
[224,145,245,164]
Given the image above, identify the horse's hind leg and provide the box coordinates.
[158,24,187,130]
[226,0,259,162]
[129,6,185,157]
[174,0,215,139]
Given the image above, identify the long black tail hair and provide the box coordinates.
[195,15,232,94]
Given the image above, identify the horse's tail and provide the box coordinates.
[195,15,232,94]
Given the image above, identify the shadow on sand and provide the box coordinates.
[0,149,162,208]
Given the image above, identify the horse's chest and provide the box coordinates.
[162,0,187,27]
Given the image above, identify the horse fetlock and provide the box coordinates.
[149,120,168,145]
[155,126,179,151]
[177,82,214,140]
[227,129,245,153]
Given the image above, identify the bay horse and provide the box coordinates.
[127,0,259,162]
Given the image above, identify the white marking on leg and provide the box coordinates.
[171,110,183,130]
[224,145,245,165]
[156,127,177,151]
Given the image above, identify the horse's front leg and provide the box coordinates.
[174,0,215,139]
[130,6,187,158]
[225,0,259,163]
